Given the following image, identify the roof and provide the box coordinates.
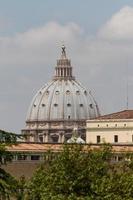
[96,110,133,120]
[6,142,133,153]
[7,143,63,153]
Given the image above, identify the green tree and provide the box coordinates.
[26,144,133,200]
[0,129,21,199]
[26,144,111,199]
[15,176,27,200]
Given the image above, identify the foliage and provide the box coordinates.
[15,176,27,200]
[0,129,22,199]
[25,144,133,200]
[0,168,18,199]
[0,129,18,144]
[0,129,20,166]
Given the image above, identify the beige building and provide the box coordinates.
[86,110,133,144]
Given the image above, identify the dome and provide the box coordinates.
[22,45,100,143]
[26,46,99,122]
[27,79,99,121]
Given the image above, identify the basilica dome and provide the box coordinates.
[27,46,99,121]
[23,46,100,143]
[27,78,99,121]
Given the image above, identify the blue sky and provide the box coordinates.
[0,0,133,35]
[1,1,133,133]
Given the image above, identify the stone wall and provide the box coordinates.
[3,161,41,179]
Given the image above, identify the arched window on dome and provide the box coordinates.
[42,104,45,107]
[80,104,83,107]
[84,91,87,95]
[54,103,58,107]
[55,91,60,95]
[67,103,71,107]
[66,90,70,95]
[76,91,80,95]
[45,91,49,95]
[89,104,93,109]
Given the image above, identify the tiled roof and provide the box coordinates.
[97,110,133,119]
[6,142,133,153]
[7,143,63,153]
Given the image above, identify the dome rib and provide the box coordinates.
[48,80,59,120]
[73,80,87,119]
[37,80,57,121]
[68,80,77,120]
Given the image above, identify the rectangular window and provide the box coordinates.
[118,156,123,161]
[31,155,40,160]
[97,135,100,143]
[114,135,118,143]
[17,155,27,161]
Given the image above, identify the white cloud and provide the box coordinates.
[99,6,133,40]
[1,7,133,133]
[0,22,83,65]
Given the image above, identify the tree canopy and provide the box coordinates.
[25,144,133,200]
[0,129,21,199]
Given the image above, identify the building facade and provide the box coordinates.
[86,110,133,144]
[22,46,100,143]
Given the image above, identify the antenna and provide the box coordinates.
[126,59,129,110]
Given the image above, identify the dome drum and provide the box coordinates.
[22,126,86,143]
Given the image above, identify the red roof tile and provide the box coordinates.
[97,110,133,119]
[6,142,133,153]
